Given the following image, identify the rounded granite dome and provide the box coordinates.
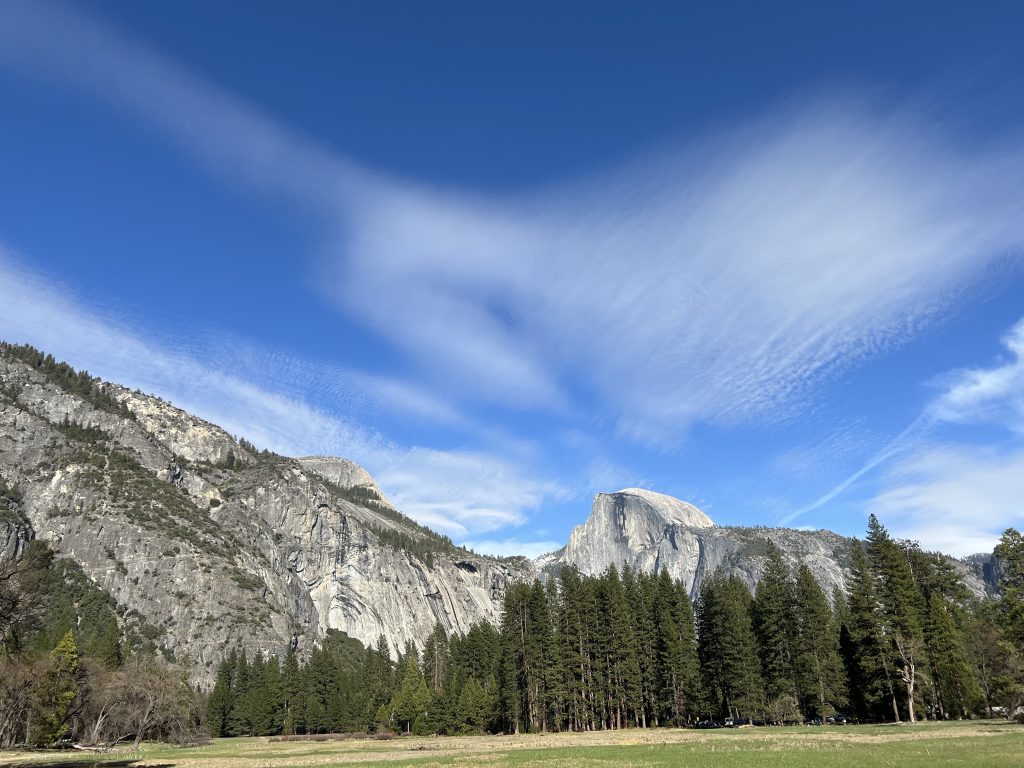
[614,488,715,528]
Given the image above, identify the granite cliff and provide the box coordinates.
[537,487,989,600]
[0,345,525,684]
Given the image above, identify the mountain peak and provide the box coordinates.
[297,455,392,506]
[609,488,715,528]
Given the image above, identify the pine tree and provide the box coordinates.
[455,677,489,732]
[391,646,431,734]
[304,689,327,734]
[281,648,303,734]
[867,516,927,722]
[925,593,979,719]
[525,580,554,731]
[207,651,236,737]
[599,565,642,729]
[368,636,393,727]
[257,654,284,734]
[422,622,450,693]
[554,566,591,732]
[752,544,798,717]
[624,567,657,727]
[792,564,846,717]
[697,574,763,719]
[227,649,251,736]
[92,619,123,668]
[844,540,898,721]
[653,569,700,725]
[544,578,568,731]
[497,583,527,733]
[304,649,334,734]
[30,629,80,744]
[997,528,1024,650]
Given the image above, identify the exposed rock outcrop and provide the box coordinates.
[297,456,392,506]
[0,348,525,684]
[540,487,987,600]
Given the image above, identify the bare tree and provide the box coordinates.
[111,657,199,752]
[0,655,40,748]
[0,544,50,653]
[76,660,123,749]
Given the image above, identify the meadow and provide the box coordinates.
[2,721,1023,768]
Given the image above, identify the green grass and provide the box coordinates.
[2,721,1021,768]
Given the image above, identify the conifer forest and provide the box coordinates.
[2,516,1024,746]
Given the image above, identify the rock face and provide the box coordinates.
[296,456,392,505]
[0,348,526,685]
[540,488,987,600]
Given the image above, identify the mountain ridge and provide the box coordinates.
[0,342,995,686]
[0,343,525,684]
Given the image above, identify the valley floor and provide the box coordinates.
[2,721,1022,768]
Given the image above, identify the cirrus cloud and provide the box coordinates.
[2,1,1023,446]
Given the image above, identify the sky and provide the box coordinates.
[2,1,1024,558]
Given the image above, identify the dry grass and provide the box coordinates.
[2,720,1022,768]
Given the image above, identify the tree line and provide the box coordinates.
[492,516,1023,730]
[206,518,1024,737]
[4,517,1024,746]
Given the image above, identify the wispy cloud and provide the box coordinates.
[771,419,884,480]
[927,317,1024,433]
[335,112,1024,441]
[870,317,1024,553]
[779,416,930,525]
[788,315,1024,550]
[868,445,1024,556]
[3,1,1023,446]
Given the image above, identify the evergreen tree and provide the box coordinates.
[227,649,251,736]
[867,516,927,722]
[91,619,123,668]
[598,565,642,729]
[752,544,798,716]
[843,541,898,721]
[624,567,657,727]
[543,578,568,731]
[553,566,592,732]
[925,593,979,719]
[304,648,335,734]
[207,650,237,737]
[422,622,450,693]
[697,574,763,719]
[30,629,79,744]
[253,654,283,735]
[455,676,490,732]
[525,580,555,731]
[304,688,328,734]
[792,564,846,717]
[497,583,528,733]
[390,646,431,734]
[362,634,395,728]
[997,528,1024,650]
[653,569,701,725]
[281,648,303,734]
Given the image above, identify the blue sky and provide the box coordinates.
[2,1,1024,557]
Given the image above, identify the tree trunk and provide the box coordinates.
[903,663,916,724]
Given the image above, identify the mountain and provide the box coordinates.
[537,487,988,600]
[0,344,527,684]
[0,343,991,685]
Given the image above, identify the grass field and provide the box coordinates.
[2,721,1022,768]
